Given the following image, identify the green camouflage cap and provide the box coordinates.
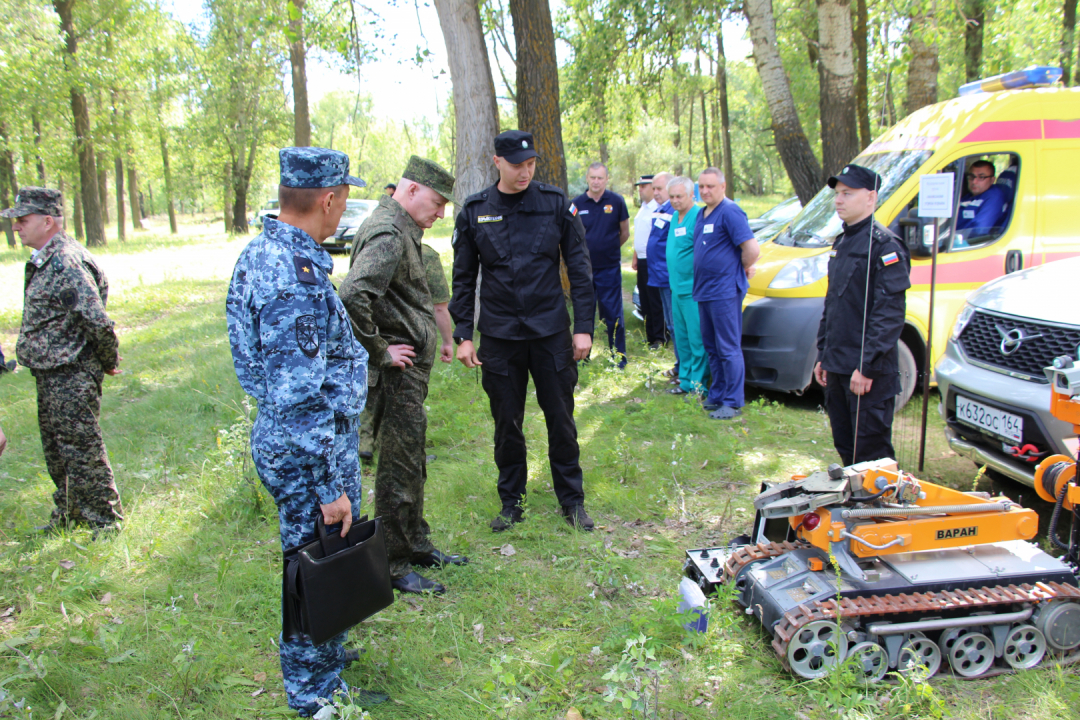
[1,186,63,218]
[402,156,455,202]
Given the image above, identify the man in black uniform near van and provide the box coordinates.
[451,130,596,532]
[813,165,911,466]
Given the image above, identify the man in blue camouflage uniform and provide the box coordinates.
[225,147,386,715]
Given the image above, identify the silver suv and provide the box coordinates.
[936,256,1080,487]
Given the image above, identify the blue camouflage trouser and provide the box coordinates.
[251,422,363,717]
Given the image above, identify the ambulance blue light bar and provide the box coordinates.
[958,66,1064,97]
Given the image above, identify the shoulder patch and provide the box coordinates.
[295,314,320,358]
[59,287,78,309]
[293,256,317,285]
[569,203,578,216]
[881,252,900,267]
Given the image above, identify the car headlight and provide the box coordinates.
[951,304,975,341]
[768,252,831,289]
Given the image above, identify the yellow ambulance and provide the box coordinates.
[741,68,1080,407]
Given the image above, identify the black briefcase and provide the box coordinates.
[282,515,394,646]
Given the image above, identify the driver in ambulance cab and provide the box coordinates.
[955,160,1008,238]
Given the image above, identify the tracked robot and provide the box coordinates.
[685,357,1080,681]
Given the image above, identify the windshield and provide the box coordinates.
[759,196,801,223]
[773,150,933,248]
[340,201,375,223]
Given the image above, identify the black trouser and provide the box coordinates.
[636,258,666,344]
[824,374,896,466]
[478,331,585,508]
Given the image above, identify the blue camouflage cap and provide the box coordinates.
[279,147,367,189]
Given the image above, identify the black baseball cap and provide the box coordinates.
[827,164,882,192]
[494,130,539,163]
[635,175,655,186]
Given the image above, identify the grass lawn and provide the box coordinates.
[0,225,1077,719]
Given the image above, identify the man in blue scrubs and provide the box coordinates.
[573,163,630,367]
[692,168,759,419]
[645,173,677,378]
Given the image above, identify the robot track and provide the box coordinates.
[724,541,1080,681]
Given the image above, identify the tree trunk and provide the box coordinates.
[717,31,735,197]
[127,159,143,229]
[434,0,500,203]
[510,0,569,191]
[673,91,682,175]
[696,54,711,168]
[598,88,609,165]
[701,90,711,169]
[964,0,985,83]
[905,13,939,116]
[159,127,178,234]
[230,136,257,235]
[53,0,104,246]
[0,153,12,247]
[58,176,68,230]
[223,163,234,234]
[745,0,822,204]
[854,0,871,148]
[687,91,694,178]
[73,172,84,242]
[816,0,860,180]
[114,155,125,242]
[147,181,154,216]
[1063,0,1078,86]
[288,0,311,146]
[32,111,46,183]
[97,165,109,225]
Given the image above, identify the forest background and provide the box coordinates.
[0,0,1075,250]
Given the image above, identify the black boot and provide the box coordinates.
[490,505,524,532]
[391,571,446,595]
[561,504,594,531]
[413,549,469,568]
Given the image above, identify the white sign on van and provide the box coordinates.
[918,173,955,218]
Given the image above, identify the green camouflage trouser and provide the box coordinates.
[33,356,123,527]
[367,364,435,579]
[358,407,374,456]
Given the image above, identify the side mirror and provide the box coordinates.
[898,216,934,257]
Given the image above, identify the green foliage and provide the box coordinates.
[311,91,452,196]
[601,633,667,717]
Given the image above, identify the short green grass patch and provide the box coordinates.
[0,238,1076,719]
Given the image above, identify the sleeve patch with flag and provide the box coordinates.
[881,252,899,267]
[569,203,577,216]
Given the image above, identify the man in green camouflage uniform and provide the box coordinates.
[356,243,454,460]
[3,187,123,532]
[340,156,467,595]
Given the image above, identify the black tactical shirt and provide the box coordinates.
[450,181,594,341]
[816,216,911,396]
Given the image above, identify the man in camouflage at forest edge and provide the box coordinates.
[4,187,124,533]
[225,148,386,715]
[339,156,467,596]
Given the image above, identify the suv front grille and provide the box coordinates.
[958,310,1080,382]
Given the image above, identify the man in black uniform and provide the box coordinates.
[813,165,911,466]
[451,130,596,532]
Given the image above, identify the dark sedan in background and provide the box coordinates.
[322,199,379,254]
